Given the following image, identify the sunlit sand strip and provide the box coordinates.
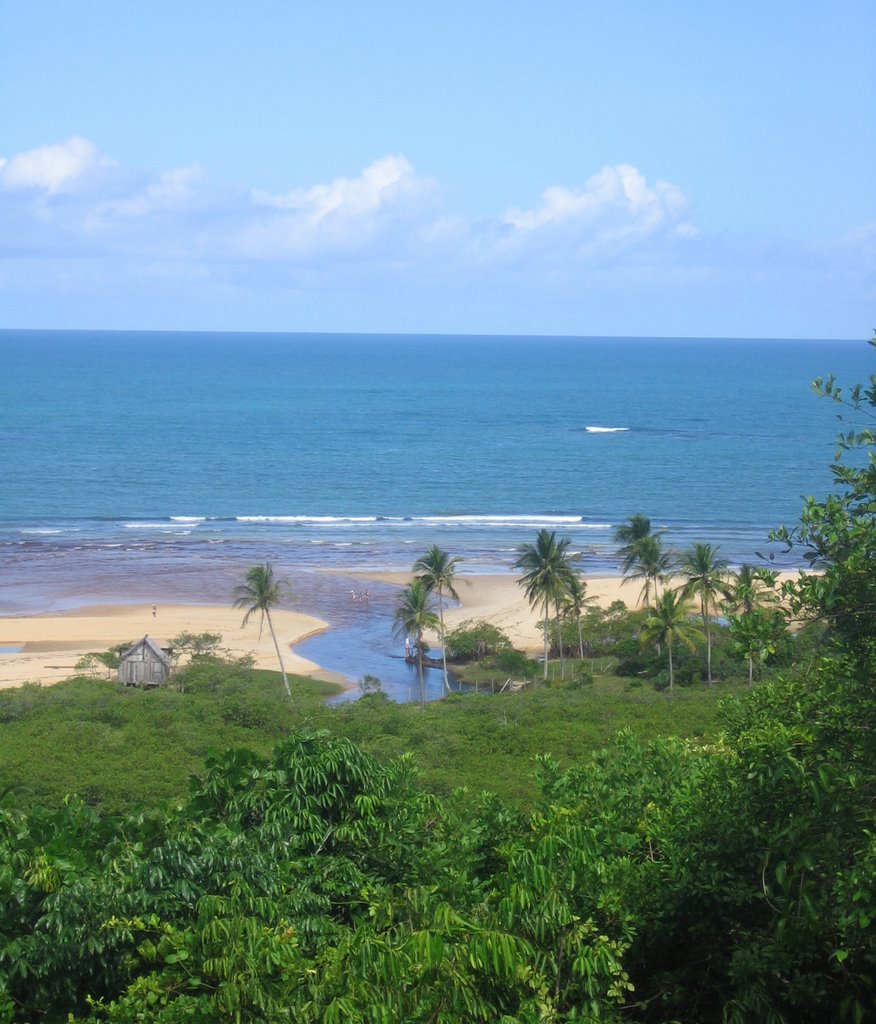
[0,604,333,690]
[0,571,804,690]
[353,572,639,651]
[353,571,802,653]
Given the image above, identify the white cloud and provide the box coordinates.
[503,163,690,238]
[100,164,204,218]
[253,155,428,218]
[240,155,438,257]
[0,140,867,338]
[0,136,111,194]
[0,140,698,272]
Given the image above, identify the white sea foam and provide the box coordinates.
[218,513,613,531]
[414,514,584,525]
[585,426,629,433]
[236,515,379,524]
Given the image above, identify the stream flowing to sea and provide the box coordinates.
[1,330,871,699]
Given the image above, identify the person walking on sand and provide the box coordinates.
[152,605,157,618]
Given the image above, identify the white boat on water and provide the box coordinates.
[585,425,629,433]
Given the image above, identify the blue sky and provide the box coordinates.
[1,1,873,338]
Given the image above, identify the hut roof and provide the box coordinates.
[120,635,173,666]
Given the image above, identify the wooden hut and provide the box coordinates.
[118,636,172,688]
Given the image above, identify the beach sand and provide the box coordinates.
[0,571,800,690]
[356,570,800,650]
[357,571,642,651]
[0,603,333,690]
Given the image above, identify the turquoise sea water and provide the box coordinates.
[1,330,871,697]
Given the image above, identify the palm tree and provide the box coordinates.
[639,589,703,691]
[679,542,730,684]
[232,563,291,699]
[614,514,656,574]
[514,529,575,681]
[392,578,439,711]
[725,564,779,617]
[614,515,674,608]
[414,546,463,694]
[563,574,593,661]
[626,533,675,608]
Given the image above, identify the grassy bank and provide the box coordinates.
[0,659,741,812]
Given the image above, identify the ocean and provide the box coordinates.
[1,330,871,699]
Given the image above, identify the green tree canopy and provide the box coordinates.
[773,343,876,669]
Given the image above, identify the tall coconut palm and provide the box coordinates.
[563,573,594,661]
[414,546,463,694]
[679,542,730,684]
[232,562,291,699]
[626,533,675,608]
[639,589,703,691]
[392,578,439,710]
[725,564,779,617]
[514,529,575,680]
[614,514,656,574]
[615,515,673,607]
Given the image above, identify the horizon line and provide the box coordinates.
[0,326,865,344]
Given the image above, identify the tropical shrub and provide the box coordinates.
[168,631,223,663]
[580,601,646,656]
[444,619,513,662]
[565,664,594,688]
[493,647,540,679]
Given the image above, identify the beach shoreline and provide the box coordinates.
[0,569,801,692]
[348,568,802,651]
[0,571,595,690]
[348,570,640,652]
[0,602,338,691]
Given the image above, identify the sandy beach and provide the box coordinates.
[0,571,799,691]
[356,571,644,651]
[0,603,333,690]
[354,569,801,650]
[0,574,624,689]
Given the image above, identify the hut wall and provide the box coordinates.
[119,644,170,687]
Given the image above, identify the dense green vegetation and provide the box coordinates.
[0,661,725,814]
[1,350,875,1021]
[0,667,337,815]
